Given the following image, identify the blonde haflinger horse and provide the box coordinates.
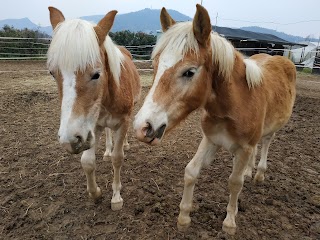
[47,7,141,210]
[133,4,296,235]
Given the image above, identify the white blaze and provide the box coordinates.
[58,70,77,143]
[134,51,181,130]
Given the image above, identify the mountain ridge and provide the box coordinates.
[239,26,318,44]
[0,8,315,43]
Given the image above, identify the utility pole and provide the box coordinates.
[201,0,203,5]
[214,12,218,31]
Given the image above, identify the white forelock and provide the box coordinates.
[152,21,236,81]
[47,18,123,85]
[152,22,199,61]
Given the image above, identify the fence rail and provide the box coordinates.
[0,37,319,73]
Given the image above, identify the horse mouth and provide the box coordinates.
[148,124,166,145]
[61,131,93,154]
[63,141,91,154]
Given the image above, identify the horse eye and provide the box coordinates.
[91,72,100,80]
[182,69,196,78]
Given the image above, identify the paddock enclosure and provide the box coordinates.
[0,60,319,239]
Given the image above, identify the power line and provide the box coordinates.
[219,17,320,26]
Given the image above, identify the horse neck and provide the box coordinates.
[205,51,248,117]
[101,50,134,116]
[102,54,119,109]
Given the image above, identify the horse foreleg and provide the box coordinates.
[104,128,113,157]
[223,146,252,235]
[177,137,219,231]
[254,133,275,183]
[81,147,101,200]
[110,121,128,210]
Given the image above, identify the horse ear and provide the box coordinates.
[94,10,117,45]
[160,7,176,32]
[48,6,65,30]
[193,4,212,46]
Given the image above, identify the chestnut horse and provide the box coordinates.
[134,4,296,235]
[47,7,140,210]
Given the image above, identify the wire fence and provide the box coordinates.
[0,36,319,73]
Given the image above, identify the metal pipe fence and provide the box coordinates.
[0,37,319,72]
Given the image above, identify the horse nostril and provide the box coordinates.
[156,124,166,139]
[75,135,83,144]
[144,122,154,138]
[87,131,93,142]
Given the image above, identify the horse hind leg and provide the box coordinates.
[244,145,257,178]
[254,133,275,183]
[123,133,130,150]
[104,128,113,157]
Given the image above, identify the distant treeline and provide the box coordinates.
[0,25,156,60]
[0,25,50,59]
[110,30,156,59]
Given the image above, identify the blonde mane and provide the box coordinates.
[243,59,263,89]
[152,21,262,88]
[152,22,199,62]
[47,19,123,85]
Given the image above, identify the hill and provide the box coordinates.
[0,18,39,31]
[0,8,191,36]
[81,8,191,33]
[0,9,315,43]
[240,26,318,43]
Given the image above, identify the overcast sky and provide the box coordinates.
[0,0,319,38]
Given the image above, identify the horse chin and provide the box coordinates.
[148,137,162,146]
[61,138,94,154]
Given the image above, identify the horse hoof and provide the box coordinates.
[254,174,265,184]
[123,144,130,151]
[89,187,102,200]
[111,200,123,211]
[222,224,236,235]
[104,150,112,157]
[244,169,252,178]
[177,222,191,232]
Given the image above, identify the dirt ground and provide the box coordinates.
[0,61,319,239]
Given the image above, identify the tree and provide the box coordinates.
[0,25,50,59]
[109,30,156,59]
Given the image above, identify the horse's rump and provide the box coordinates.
[249,54,296,136]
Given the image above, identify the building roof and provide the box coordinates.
[213,26,306,46]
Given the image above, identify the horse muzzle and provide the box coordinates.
[59,131,93,154]
[135,122,167,146]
